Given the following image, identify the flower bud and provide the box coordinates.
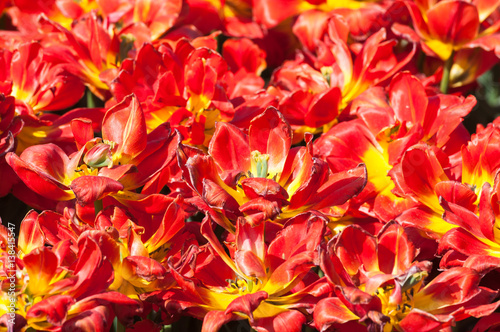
[84,143,113,168]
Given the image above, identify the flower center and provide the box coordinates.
[225,276,260,295]
[250,150,270,178]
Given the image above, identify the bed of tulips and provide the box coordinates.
[2,0,500,331]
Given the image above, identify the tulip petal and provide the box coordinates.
[335,225,379,276]
[18,210,44,255]
[310,164,367,211]
[427,1,479,45]
[252,310,307,332]
[225,291,268,322]
[249,108,292,177]
[314,297,360,331]
[26,295,75,327]
[202,311,238,332]
[102,94,147,161]
[70,176,124,206]
[399,308,453,332]
[377,221,416,275]
[209,122,251,173]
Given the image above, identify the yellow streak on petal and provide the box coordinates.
[299,0,366,11]
[361,145,392,193]
[421,212,455,237]
[424,39,454,61]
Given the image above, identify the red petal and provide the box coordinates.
[377,221,416,275]
[472,313,500,332]
[478,183,497,241]
[122,256,167,282]
[434,181,477,211]
[202,178,242,222]
[239,198,281,224]
[241,177,289,203]
[305,87,342,128]
[70,176,124,206]
[72,236,114,299]
[439,228,493,257]
[268,213,325,262]
[102,94,147,160]
[335,225,379,276]
[235,250,267,279]
[225,291,268,322]
[26,295,75,326]
[67,292,142,327]
[202,311,238,332]
[426,1,479,45]
[253,0,299,28]
[266,251,316,295]
[399,309,453,332]
[236,217,266,261]
[6,147,72,201]
[18,210,44,255]
[71,118,94,150]
[314,297,360,331]
[209,122,251,173]
[292,10,330,52]
[417,267,481,308]
[402,145,447,211]
[146,199,185,253]
[248,108,292,176]
[310,164,367,210]
[287,158,329,210]
[389,72,428,128]
[252,310,307,332]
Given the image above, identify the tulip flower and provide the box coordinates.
[159,212,331,331]
[316,222,500,331]
[314,72,474,221]
[109,41,239,146]
[269,15,415,137]
[6,94,179,208]
[399,122,500,242]
[394,0,500,92]
[179,107,367,229]
[38,13,122,100]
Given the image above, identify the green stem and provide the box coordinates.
[113,317,126,332]
[86,89,96,108]
[440,51,455,94]
[94,199,103,216]
[416,51,426,73]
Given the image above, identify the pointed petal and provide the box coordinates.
[209,122,251,173]
[225,291,268,322]
[377,221,416,275]
[102,94,147,161]
[439,228,497,257]
[202,311,239,332]
[310,164,367,210]
[18,210,44,255]
[413,267,481,312]
[249,108,292,176]
[399,308,453,332]
[6,147,72,201]
[26,295,75,326]
[71,118,94,150]
[389,72,428,128]
[146,199,185,253]
[252,310,307,332]
[427,1,479,45]
[70,176,124,206]
[314,297,360,331]
[335,225,379,275]
[236,217,266,262]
